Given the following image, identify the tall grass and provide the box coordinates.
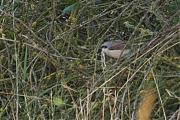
[0,0,180,119]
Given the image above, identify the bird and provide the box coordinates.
[99,40,141,59]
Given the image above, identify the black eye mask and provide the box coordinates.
[101,45,107,48]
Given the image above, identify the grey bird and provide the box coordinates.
[100,40,143,59]
[100,40,129,59]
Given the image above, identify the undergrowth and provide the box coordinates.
[0,0,180,119]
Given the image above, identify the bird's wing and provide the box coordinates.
[108,40,126,50]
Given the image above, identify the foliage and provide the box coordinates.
[0,0,180,119]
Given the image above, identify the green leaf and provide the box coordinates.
[23,45,28,80]
[53,96,65,107]
[62,3,76,15]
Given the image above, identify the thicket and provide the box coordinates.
[0,0,180,119]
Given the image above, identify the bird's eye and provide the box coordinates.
[101,45,107,48]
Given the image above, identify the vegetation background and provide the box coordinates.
[0,0,180,119]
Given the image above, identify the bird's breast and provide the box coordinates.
[104,49,130,58]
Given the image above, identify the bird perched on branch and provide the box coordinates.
[99,40,143,59]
